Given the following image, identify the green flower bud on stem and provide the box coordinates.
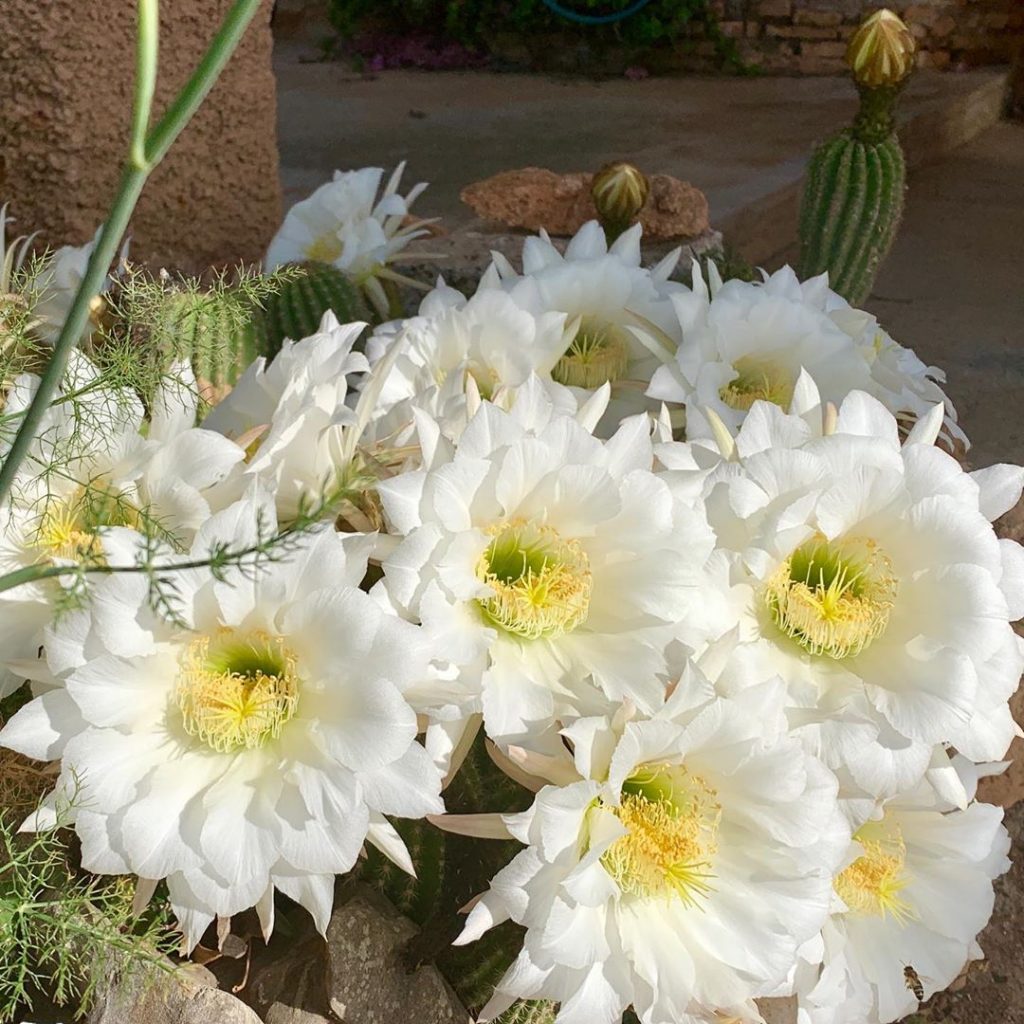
[846,9,916,89]
[591,162,649,243]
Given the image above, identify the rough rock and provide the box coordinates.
[460,167,710,240]
[977,652,1024,811]
[755,995,799,1024]
[87,958,261,1024]
[265,1004,333,1024]
[243,934,331,1024]
[326,886,470,1024]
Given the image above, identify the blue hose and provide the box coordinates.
[538,0,657,26]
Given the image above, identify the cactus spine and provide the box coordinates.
[258,260,368,359]
[798,9,915,305]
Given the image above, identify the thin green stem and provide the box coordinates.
[0,547,268,597]
[0,164,148,508]
[131,0,160,171]
[0,0,263,509]
[143,0,263,167]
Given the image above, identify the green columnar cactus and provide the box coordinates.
[152,289,264,391]
[147,288,268,391]
[258,260,368,359]
[797,10,915,305]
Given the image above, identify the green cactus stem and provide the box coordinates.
[258,260,368,359]
[151,288,263,391]
[797,85,907,306]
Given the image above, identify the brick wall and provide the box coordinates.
[707,0,1024,75]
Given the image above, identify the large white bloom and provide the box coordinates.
[377,383,723,745]
[647,265,965,448]
[364,282,571,445]
[0,356,242,696]
[485,221,687,433]
[201,312,372,525]
[673,390,1024,797]
[647,265,876,442]
[264,165,429,316]
[794,274,967,448]
[449,677,848,1024]
[798,767,1009,1023]
[27,227,128,345]
[0,498,444,949]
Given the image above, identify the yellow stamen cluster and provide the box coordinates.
[764,534,897,659]
[476,519,592,641]
[36,503,98,562]
[305,233,344,264]
[33,483,139,562]
[835,822,914,922]
[552,319,631,389]
[720,356,796,412]
[601,765,720,905]
[177,631,299,753]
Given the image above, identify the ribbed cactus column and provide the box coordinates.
[257,261,369,358]
[798,10,916,306]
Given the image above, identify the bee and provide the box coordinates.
[903,964,925,1001]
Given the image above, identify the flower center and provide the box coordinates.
[176,631,299,753]
[305,232,344,264]
[34,483,139,562]
[552,319,631,389]
[764,533,897,659]
[601,764,720,905]
[436,362,499,401]
[719,356,795,411]
[476,518,592,640]
[834,821,913,921]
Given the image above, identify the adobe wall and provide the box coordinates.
[0,0,281,272]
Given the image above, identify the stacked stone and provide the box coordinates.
[686,0,1023,75]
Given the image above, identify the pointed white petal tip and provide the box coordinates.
[702,406,737,461]
[426,813,513,840]
[904,402,945,447]
[132,877,159,917]
[822,401,839,436]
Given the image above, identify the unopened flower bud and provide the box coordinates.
[591,162,649,238]
[846,9,916,88]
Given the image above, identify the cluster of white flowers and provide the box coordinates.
[1,204,1019,1024]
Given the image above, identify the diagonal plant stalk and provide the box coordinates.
[0,0,264,511]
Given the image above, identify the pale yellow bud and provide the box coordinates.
[846,9,916,88]
[591,162,649,231]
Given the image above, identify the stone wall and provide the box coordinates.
[0,0,281,273]
[705,0,1024,75]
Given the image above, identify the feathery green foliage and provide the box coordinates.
[0,795,178,1023]
[105,263,298,396]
